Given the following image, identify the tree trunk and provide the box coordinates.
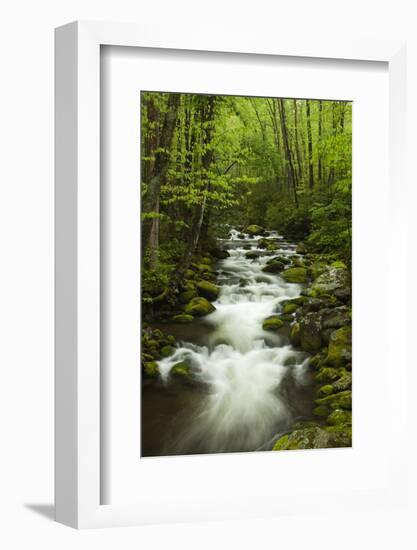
[142,93,180,256]
[318,100,323,183]
[306,99,314,190]
[278,99,298,207]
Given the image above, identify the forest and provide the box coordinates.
[141,91,352,456]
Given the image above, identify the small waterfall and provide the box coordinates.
[155,229,312,455]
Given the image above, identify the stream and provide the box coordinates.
[142,228,315,457]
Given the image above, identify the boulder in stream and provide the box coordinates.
[262,316,284,331]
[184,297,216,317]
[196,280,220,301]
[245,224,265,236]
[281,267,309,283]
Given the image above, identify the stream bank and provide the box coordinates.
[141,225,352,456]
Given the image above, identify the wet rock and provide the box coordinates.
[160,345,175,357]
[262,316,284,331]
[246,224,265,235]
[210,247,230,259]
[196,280,220,301]
[289,323,301,346]
[299,312,322,353]
[172,313,194,323]
[262,261,285,273]
[170,361,191,378]
[282,302,299,315]
[273,426,350,450]
[184,297,216,317]
[257,238,270,249]
[334,287,351,304]
[245,251,260,259]
[281,267,309,283]
[268,255,291,265]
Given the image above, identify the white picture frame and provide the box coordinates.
[55,20,407,529]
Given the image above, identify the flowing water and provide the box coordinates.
[142,229,315,457]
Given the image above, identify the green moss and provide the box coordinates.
[281,267,308,283]
[273,435,290,450]
[262,316,284,331]
[315,390,352,411]
[152,329,163,339]
[262,261,285,273]
[196,280,220,301]
[326,326,352,366]
[246,224,264,235]
[315,367,340,384]
[160,345,175,357]
[245,251,259,259]
[184,297,216,317]
[172,313,194,323]
[179,289,198,304]
[167,335,176,345]
[331,260,347,269]
[289,322,300,346]
[171,361,191,377]
[278,314,294,323]
[282,302,299,314]
[313,405,329,417]
[327,409,352,426]
[143,361,159,377]
[317,384,334,397]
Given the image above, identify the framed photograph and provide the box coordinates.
[55,21,407,528]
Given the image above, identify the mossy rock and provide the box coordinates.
[210,247,230,259]
[332,372,352,392]
[267,255,291,266]
[262,316,284,331]
[258,238,270,249]
[325,326,352,366]
[315,367,340,384]
[160,345,175,358]
[273,426,351,450]
[152,329,163,339]
[327,409,352,426]
[296,242,308,254]
[331,260,347,269]
[278,314,294,323]
[315,390,352,411]
[245,251,259,260]
[281,267,308,283]
[170,361,191,378]
[312,266,349,294]
[262,261,285,273]
[299,312,322,353]
[172,313,194,323]
[246,224,265,235]
[179,289,198,304]
[317,384,334,397]
[289,322,301,346]
[282,302,299,315]
[185,269,196,279]
[184,297,216,317]
[313,405,329,417]
[143,361,159,378]
[196,280,220,301]
[201,257,213,265]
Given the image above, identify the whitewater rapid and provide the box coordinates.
[157,228,312,454]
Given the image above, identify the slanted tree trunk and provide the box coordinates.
[142,93,180,261]
[306,99,314,190]
[172,95,216,291]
